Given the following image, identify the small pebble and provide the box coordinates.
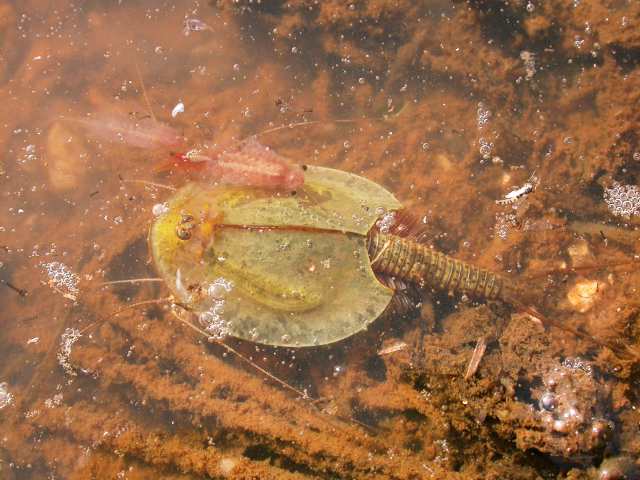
[566,279,601,313]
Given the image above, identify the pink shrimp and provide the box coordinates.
[172,137,305,191]
[72,113,184,150]
[74,111,305,190]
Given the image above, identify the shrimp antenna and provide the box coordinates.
[516,302,640,361]
[78,297,174,336]
[99,277,164,286]
[170,302,379,433]
[123,179,176,191]
[16,296,172,411]
[133,58,157,124]
[522,260,636,281]
[170,302,311,400]
[254,119,360,139]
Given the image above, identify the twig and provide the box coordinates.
[464,336,487,380]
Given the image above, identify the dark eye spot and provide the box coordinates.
[290,190,297,196]
[176,226,192,240]
[301,164,308,171]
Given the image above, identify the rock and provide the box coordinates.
[46,121,89,193]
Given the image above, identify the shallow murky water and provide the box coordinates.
[1,1,640,479]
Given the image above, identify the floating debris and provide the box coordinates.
[57,328,82,377]
[604,182,640,218]
[464,336,487,380]
[41,261,79,300]
[171,101,185,118]
[183,18,212,36]
[496,173,538,205]
[377,341,408,356]
[0,382,14,409]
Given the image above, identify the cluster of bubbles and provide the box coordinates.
[536,358,610,440]
[152,202,170,217]
[603,181,640,218]
[198,277,234,339]
[0,382,14,409]
[57,328,82,377]
[520,51,536,80]
[41,261,80,297]
[476,103,495,160]
[476,103,491,129]
[478,138,494,160]
[375,211,397,234]
[494,211,518,240]
[19,144,37,164]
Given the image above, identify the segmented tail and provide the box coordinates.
[367,231,506,301]
[368,231,640,361]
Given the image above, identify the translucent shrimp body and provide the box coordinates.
[198,137,305,190]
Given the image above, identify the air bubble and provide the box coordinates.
[58,328,82,377]
[476,103,491,129]
[207,277,233,299]
[604,182,640,217]
[42,261,80,298]
[0,382,14,409]
[152,203,169,216]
